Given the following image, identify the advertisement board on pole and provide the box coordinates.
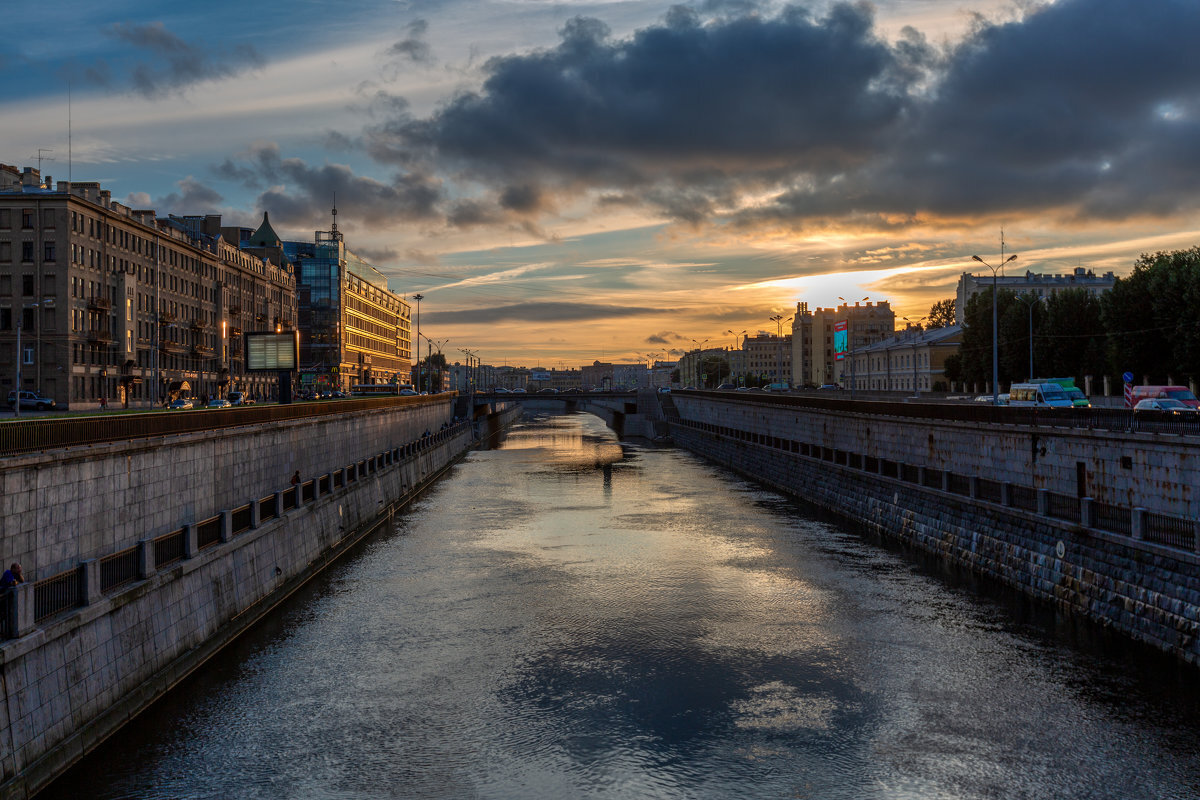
[833,321,848,361]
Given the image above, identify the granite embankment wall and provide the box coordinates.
[0,398,487,800]
[668,393,1200,666]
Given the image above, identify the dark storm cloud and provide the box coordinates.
[402,3,914,186]
[646,331,689,345]
[214,142,441,228]
[742,0,1200,225]
[360,0,1200,232]
[424,302,674,325]
[105,22,264,98]
[127,177,225,216]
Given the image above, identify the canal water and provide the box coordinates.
[44,412,1200,799]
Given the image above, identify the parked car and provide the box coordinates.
[207,398,232,409]
[226,392,255,406]
[6,390,57,411]
[537,388,558,394]
[715,383,737,391]
[764,383,790,393]
[657,387,671,394]
[1134,398,1197,414]
[168,399,194,410]
[817,384,841,391]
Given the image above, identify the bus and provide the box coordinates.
[351,383,417,397]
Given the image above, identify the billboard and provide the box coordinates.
[833,320,848,361]
[245,331,300,371]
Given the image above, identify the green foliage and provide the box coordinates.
[1102,248,1200,382]
[927,298,955,329]
[700,356,730,388]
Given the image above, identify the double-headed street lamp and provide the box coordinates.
[412,293,423,391]
[769,315,791,387]
[972,247,1018,404]
[725,329,746,386]
[690,338,708,387]
[1016,293,1039,381]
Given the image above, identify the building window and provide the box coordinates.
[22,275,34,296]
[44,242,56,262]
[21,209,34,229]
[21,242,33,263]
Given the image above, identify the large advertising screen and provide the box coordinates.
[245,331,300,371]
[833,321,848,361]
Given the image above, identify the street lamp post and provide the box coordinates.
[769,315,792,388]
[412,293,423,392]
[972,247,1018,404]
[1016,293,1038,381]
[690,338,708,387]
[725,329,746,386]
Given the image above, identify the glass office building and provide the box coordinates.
[283,227,411,393]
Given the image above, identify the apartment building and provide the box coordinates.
[0,165,296,409]
[792,300,895,388]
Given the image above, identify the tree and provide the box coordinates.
[1040,288,1106,380]
[699,356,730,388]
[1103,247,1200,383]
[927,298,956,329]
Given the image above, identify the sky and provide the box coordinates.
[5,0,1200,367]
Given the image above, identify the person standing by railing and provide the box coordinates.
[1,562,23,639]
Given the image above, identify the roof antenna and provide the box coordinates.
[330,192,343,241]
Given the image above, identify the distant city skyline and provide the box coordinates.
[5,0,1200,364]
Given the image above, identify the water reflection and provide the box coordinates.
[41,410,1200,800]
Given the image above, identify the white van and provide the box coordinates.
[1007,383,1073,408]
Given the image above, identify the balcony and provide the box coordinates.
[190,319,210,331]
[86,328,114,344]
[160,339,188,354]
[191,345,216,358]
[159,312,177,324]
[88,297,112,311]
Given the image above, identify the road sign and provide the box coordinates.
[1122,371,1134,384]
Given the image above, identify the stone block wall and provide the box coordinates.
[0,397,454,578]
[0,423,475,800]
[672,394,1200,518]
[670,418,1200,666]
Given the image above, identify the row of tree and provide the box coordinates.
[945,247,1200,387]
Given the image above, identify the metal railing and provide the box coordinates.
[673,416,1200,560]
[197,515,222,550]
[2,422,476,639]
[154,529,186,569]
[1144,512,1194,550]
[34,568,81,623]
[100,547,140,593]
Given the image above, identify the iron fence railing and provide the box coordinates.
[232,504,253,534]
[3,421,474,638]
[1144,512,1194,550]
[196,515,222,550]
[1009,485,1039,513]
[1095,502,1132,536]
[100,547,140,593]
[34,568,81,622]
[1046,493,1081,523]
[154,529,186,569]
